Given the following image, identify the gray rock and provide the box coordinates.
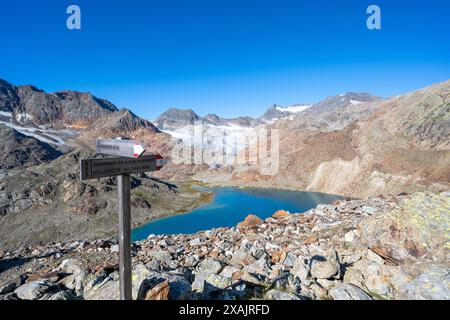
[244,258,271,277]
[399,267,450,300]
[196,258,224,275]
[282,252,296,268]
[141,272,191,300]
[152,251,173,264]
[189,238,202,246]
[84,265,152,300]
[329,283,372,300]
[84,276,119,300]
[58,259,87,294]
[220,266,241,278]
[264,289,303,300]
[48,290,76,300]
[205,274,233,290]
[270,272,302,293]
[367,249,385,265]
[344,230,358,242]
[183,255,199,267]
[230,249,257,267]
[146,259,163,271]
[0,292,19,300]
[0,276,22,295]
[192,273,207,292]
[14,280,52,300]
[131,264,151,300]
[290,256,310,281]
[310,250,341,279]
[361,205,378,215]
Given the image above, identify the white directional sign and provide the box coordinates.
[96,139,146,158]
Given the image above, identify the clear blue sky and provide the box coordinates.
[1,0,449,119]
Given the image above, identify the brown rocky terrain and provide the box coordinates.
[0,191,448,300]
[0,79,119,128]
[201,80,450,198]
[0,124,62,169]
[0,148,213,251]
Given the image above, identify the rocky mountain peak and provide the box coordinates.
[86,108,160,137]
[305,92,380,115]
[155,108,201,130]
[0,79,19,112]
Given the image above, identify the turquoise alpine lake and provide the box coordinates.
[131,187,342,242]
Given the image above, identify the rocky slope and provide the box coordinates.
[0,124,63,169]
[0,191,448,300]
[209,80,450,198]
[0,78,163,141]
[0,149,212,250]
[0,79,119,128]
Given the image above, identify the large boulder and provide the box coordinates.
[196,258,224,275]
[14,280,53,300]
[329,283,372,300]
[359,193,450,263]
[264,289,304,300]
[398,266,450,300]
[58,259,87,295]
[310,250,341,280]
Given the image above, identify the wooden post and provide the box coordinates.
[118,174,132,300]
[80,140,167,300]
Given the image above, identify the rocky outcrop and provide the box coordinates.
[1,192,448,300]
[155,108,202,131]
[4,80,119,128]
[86,109,159,137]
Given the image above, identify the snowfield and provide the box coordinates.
[275,105,311,113]
[0,120,79,146]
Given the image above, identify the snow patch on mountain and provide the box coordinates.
[16,113,34,122]
[275,105,311,114]
[0,120,78,146]
[350,100,363,105]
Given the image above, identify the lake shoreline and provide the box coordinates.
[131,184,342,241]
[191,178,355,199]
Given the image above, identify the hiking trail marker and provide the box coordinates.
[80,138,167,300]
[96,138,146,158]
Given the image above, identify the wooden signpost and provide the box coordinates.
[80,138,167,300]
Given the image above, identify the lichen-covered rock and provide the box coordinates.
[329,283,372,300]
[359,193,450,263]
[264,289,304,300]
[398,267,450,300]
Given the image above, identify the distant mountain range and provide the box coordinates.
[152,93,378,138]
